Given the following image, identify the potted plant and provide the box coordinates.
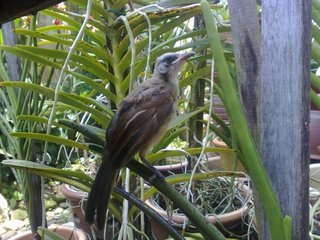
[144,173,253,239]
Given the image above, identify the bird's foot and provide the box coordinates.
[140,156,165,182]
[148,167,165,182]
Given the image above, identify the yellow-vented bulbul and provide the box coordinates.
[85,52,195,229]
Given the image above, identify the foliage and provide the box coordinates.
[0,0,234,239]
[2,0,315,239]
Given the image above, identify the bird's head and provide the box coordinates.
[154,52,195,81]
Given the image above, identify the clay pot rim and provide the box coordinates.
[154,160,188,171]
[8,225,87,240]
[145,183,252,227]
[60,183,87,199]
[212,136,227,148]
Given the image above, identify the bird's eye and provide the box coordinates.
[164,55,178,64]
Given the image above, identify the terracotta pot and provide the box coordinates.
[212,137,246,172]
[213,95,229,122]
[9,225,87,240]
[200,156,227,171]
[310,111,320,160]
[59,184,108,239]
[145,181,251,239]
[309,164,320,205]
[59,184,88,230]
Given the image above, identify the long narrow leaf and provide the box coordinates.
[2,160,92,192]
[18,115,65,128]
[0,45,117,101]
[58,119,105,146]
[0,81,109,126]
[169,105,208,129]
[147,147,234,163]
[10,132,89,150]
[14,29,112,64]
[41,9,105,46]
[16,45,110,80]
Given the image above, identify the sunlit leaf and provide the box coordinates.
[10,132,89,150]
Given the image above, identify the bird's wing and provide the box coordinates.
[106,84,175,168]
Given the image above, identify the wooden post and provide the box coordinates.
[260,1,311,239]
[2,22,21,81]
[228,0,261,143]
[229,0,311,238]
[227,0,264,238]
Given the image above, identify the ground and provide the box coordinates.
[0,182,74,239]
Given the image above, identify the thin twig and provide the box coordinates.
[184,56,215,229]
[118,16,136,92]
[41,0,93,228]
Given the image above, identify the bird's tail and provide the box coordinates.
[85,150,118,230]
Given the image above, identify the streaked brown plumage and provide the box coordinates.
[85,52,195,229]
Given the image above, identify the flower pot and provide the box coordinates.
[59,184,90,230]
[212,137,246,172]
[213,94,229,122]
[309,164,320,205]
[60,184,113,239]
[310,110,320,160]
[145,179,252,239]
[200,156,228,171]
[9,225,87,240]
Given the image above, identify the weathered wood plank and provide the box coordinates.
[260,1,311,239]
[227,0,264,238]
[228,0,261,141]
[2,22,21,81]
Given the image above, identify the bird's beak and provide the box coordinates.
[173,52,195,65]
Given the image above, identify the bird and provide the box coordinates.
[85,51,195,230]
